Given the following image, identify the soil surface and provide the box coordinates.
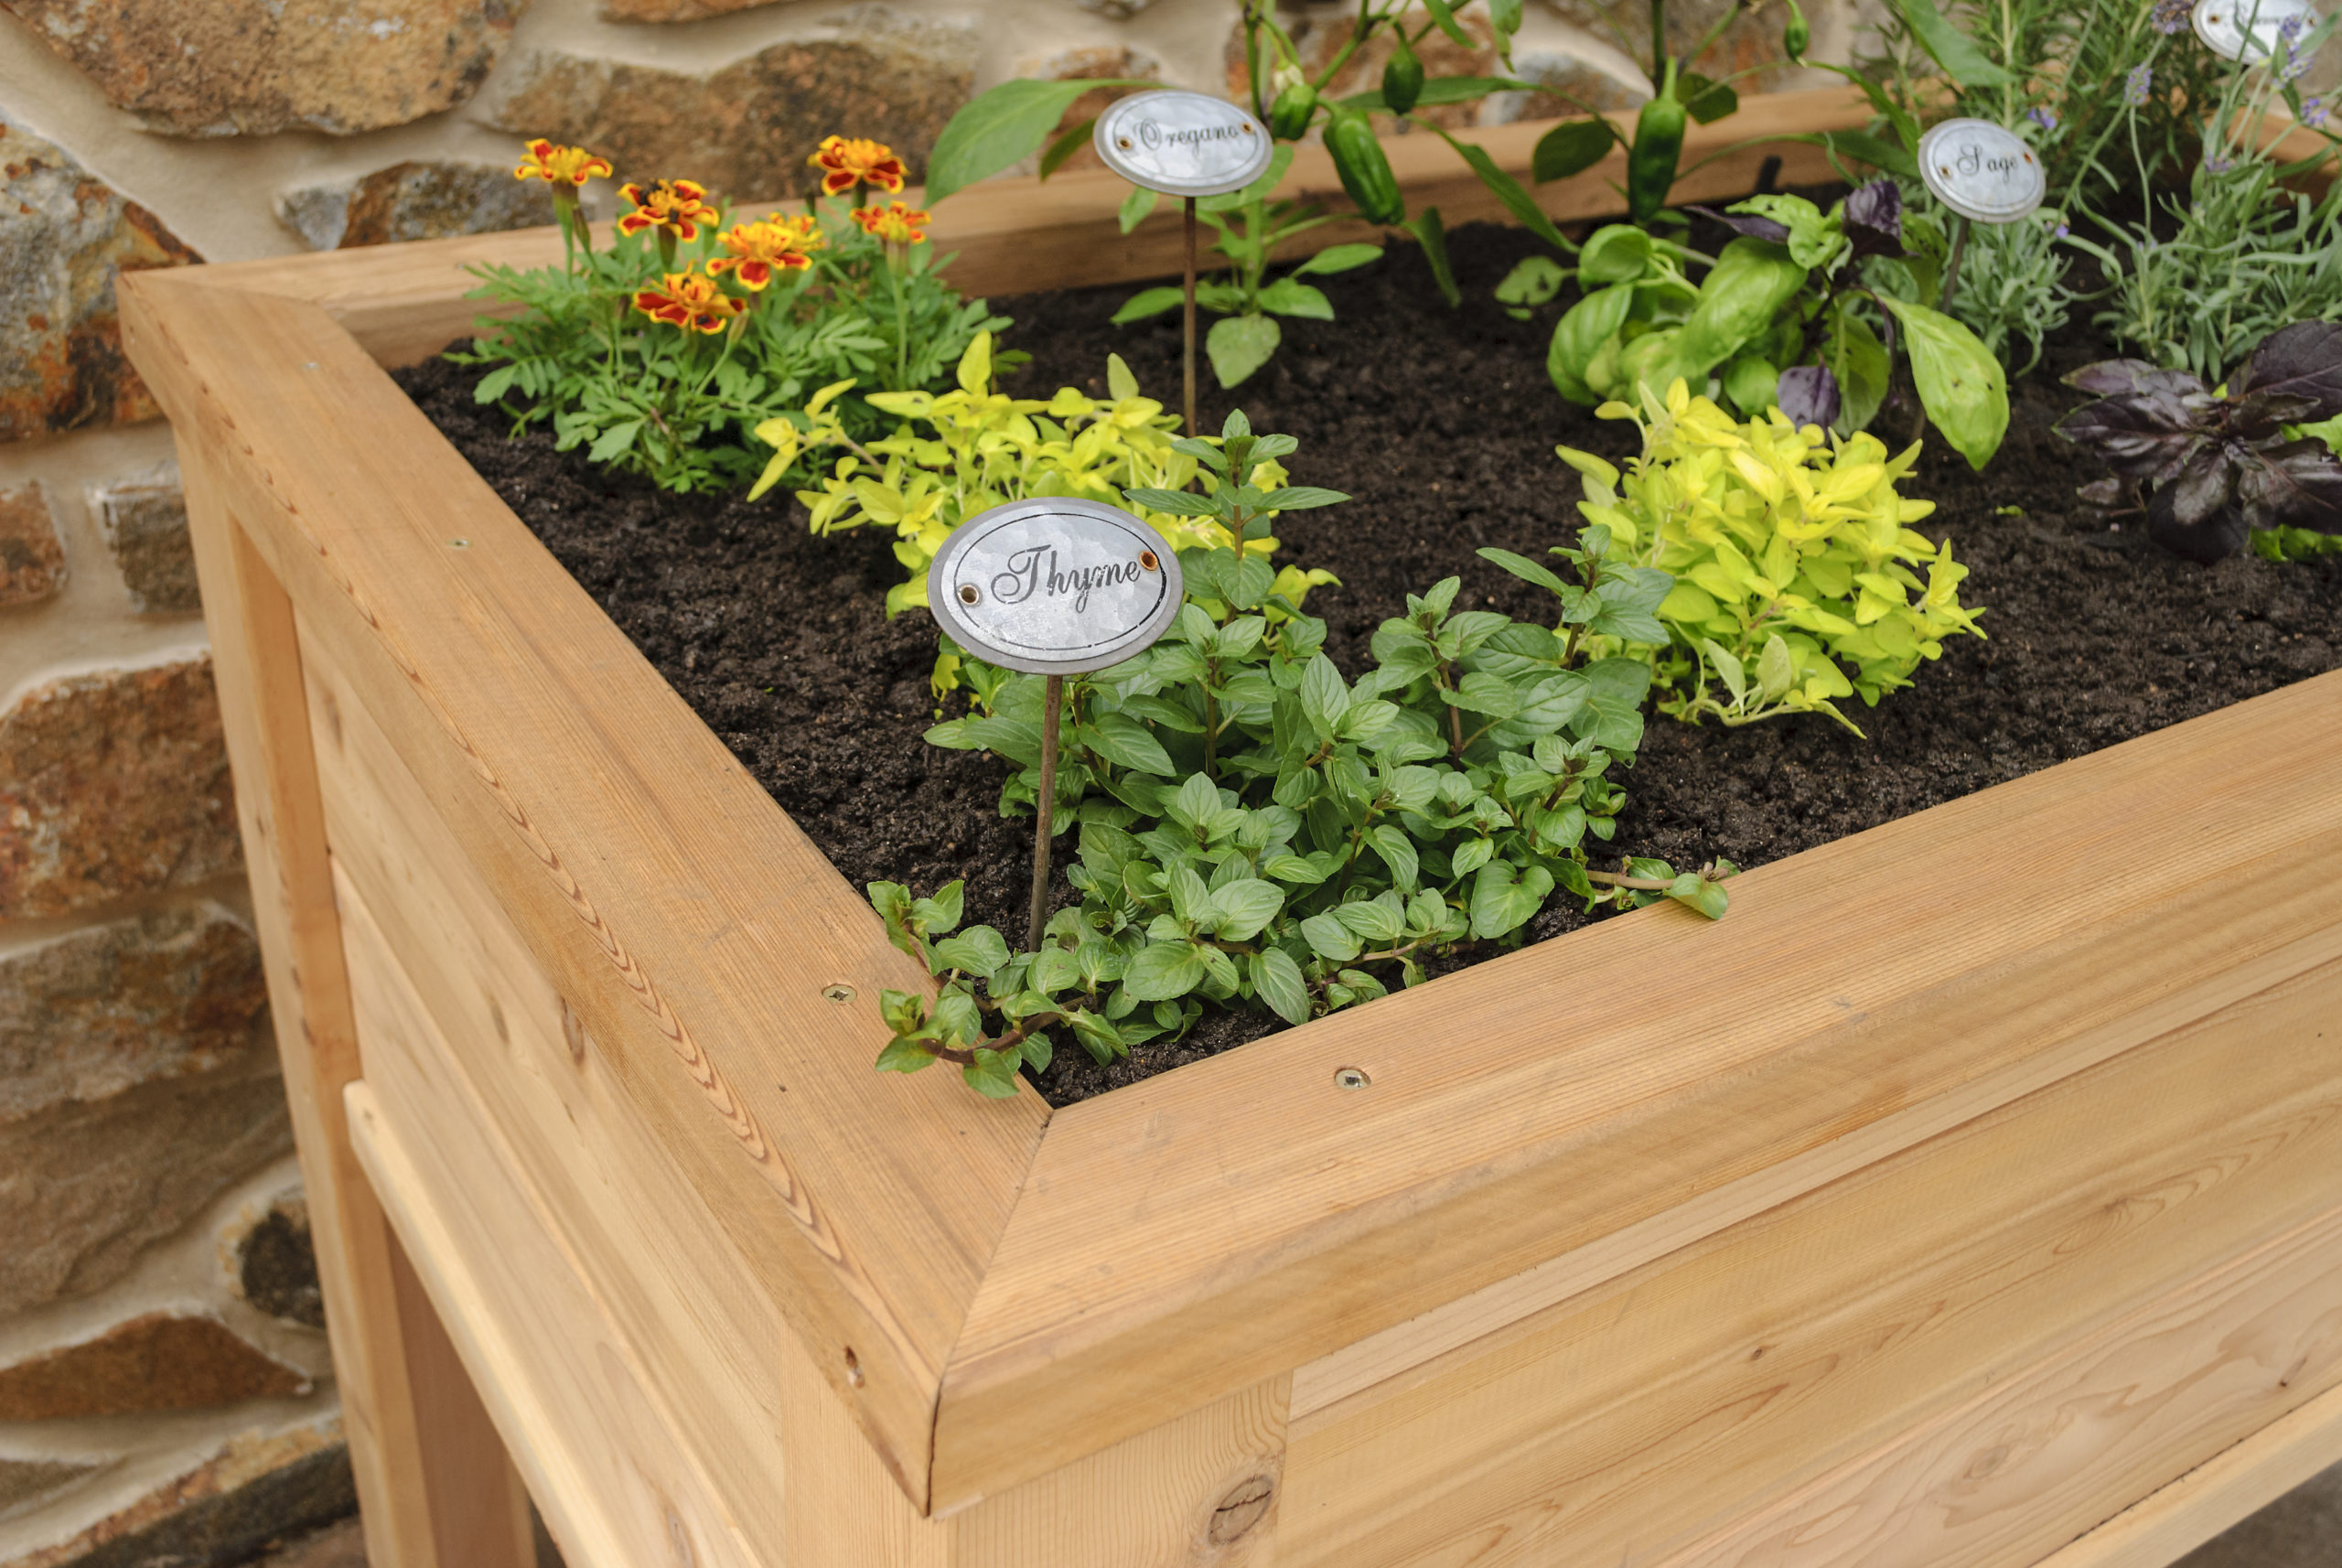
[395,219,2342,1105]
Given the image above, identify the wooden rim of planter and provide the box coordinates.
[120,87,2342,1517]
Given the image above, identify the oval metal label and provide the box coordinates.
[926,499,1184,677]
[1093,90,1273,199]
[1917,119,2047,223]
[2192,0,2319,59]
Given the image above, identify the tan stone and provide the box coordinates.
[489,5,978,201]
[87,462,198,613]
[0,120,200,444]
[276,160,556,252]
[0,1047,293,1312]
[1,0,531,137]
[1023,46,1164,177]
[0,657,241,920]
[1482,49,1649,124]
[0,1458,109,1520]
[0,482,66,607]
[1227,8,1499,133]
[1540,0,1799,88]
[0,902,268,1122]
[228,1193,326,1329]
[600,0,774,22]
[4,1420,349,1568]
[0,1313,308,1420]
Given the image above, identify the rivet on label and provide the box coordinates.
[959,583,981,605]
[1140,550,1160,571]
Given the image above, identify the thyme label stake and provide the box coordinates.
[926,498,1185,948]
[1093,90,1273,435]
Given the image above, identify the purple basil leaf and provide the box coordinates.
[2145,486,2249,562]
[2166,450,2235,526]
[1841,178,1907,259]
[1685,204,1790,243]
[1775,364,1842,428]
[2054,395,2206,480]
[2062,359,2206,402]
[2228,388,2328,441]
[2229,321,2342,421]
[2234,437,2342,533]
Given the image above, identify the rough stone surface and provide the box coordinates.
[276,159,555,251]
[0,1459,108,1522]
[6,1425,350,1568]
[0,657,242,921]
[1482,49,1649,125]
[599,0,773,22]
[0,901,268,1122]
[1227,9,1498,132]
[247,1518,370,1568]
[0,481,66,607]
[489,5,977,200]
[231,1195,327,1330]
[1076,0,1154,16]
[0,1048,292,1313]
[0,1313,308,1421]
[0,119,200,444]
[1025,45,1163,176]
[1,0,530,137]
[1541,0,1799,88]
[86,461,197,612]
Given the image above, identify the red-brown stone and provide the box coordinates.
[0,1313,308,1421]
[0,480,67,605]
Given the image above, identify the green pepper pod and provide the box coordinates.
[1781,0,1810,61]
[1326,109,1405,226]
[1626,64,1689,226]
[1269,81,1318,141]
[1382,37,1425,116]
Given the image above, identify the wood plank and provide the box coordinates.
[119,268,1048,1512]
[177,455,526,1568]
[1271,955,2342,1568]
[2032,1380,2342,1568]
[157,89,1869,367]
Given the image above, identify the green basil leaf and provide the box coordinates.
[1878,295,2009,468]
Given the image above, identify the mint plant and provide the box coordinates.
[867,413,1736,1096]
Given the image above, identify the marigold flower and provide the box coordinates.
[851,199,932,245]
[618,179,720,242]
[810,135,908,196]
[707,215,822,290]
[632,268,742,334]
[514,138,613,188]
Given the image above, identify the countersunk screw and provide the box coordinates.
[1334,1067,1370,1090]
[448,538,470,549]
[823,983,856,1004]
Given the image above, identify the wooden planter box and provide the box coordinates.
[123,89,2342,1568]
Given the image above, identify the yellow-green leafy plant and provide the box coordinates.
[1513,379,1982,736]
[750,332,1336,685]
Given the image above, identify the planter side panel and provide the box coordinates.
[1274,956,2342,1568]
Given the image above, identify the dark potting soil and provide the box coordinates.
[395,219,2342,1107]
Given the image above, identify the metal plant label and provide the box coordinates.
[1917,120,2047,224]
[927,498,1184,676]
[1093,90,1273,199]
[2193,0,2320,57]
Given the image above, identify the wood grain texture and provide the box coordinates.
[120,274,1048,1511]
[177,458,526,1568]
[2033,1379,2342,1568]
[154,90,1870,368]
[1273,953,2342,1568]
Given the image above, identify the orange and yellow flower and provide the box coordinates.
[810,135,907,197]
[632,268,742,334]
[513,138,612,188]
[706,214,824,290]
[617,179,719,242]
[851,200,931,246]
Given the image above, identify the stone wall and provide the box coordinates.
[0,0,1842,1561]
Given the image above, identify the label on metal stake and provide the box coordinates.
[926,499,1184,677]
[1916,118,2047,224]
[2192,0,2320,59]
[1093,90,1273,198]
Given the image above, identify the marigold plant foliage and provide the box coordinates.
[1535,380,1983,736]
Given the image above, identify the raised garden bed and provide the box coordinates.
[123,91,2342,1568]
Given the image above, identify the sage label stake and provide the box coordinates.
[1093,90,1273,438]
[1917,118,2047,314]
[2191,0,2319,59]
[928,498,1184,947]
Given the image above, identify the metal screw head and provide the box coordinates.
[1334,1067,1370,1090]
[448,538,470,550]
[822,983,856,1004]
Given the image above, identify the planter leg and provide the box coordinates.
[181,453,535,1568]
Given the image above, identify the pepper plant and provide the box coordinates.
[866,412,1736,1097]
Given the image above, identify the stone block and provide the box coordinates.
[1077,0,1156,16]
[276,160,556,251]
[87,463,199,613]
[600,0,775,22]
[2,0,530,137]
[0,1313,309,1421]
[0,482,66,607]
[0,1459,109,1523]
[0,121,201,444]
[488,5,977,200]
[1480,49,1650,124]
[228,1194,327,1330]
[0,657,242,920]
[0,1047,292,1314]
[1540,0,1800,86]
[0,902,268,1122]
[2,1422,350,1568]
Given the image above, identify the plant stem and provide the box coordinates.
[1184,197,1200,436]
[1028,673,1065,950]
[1939,214,1973,314]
